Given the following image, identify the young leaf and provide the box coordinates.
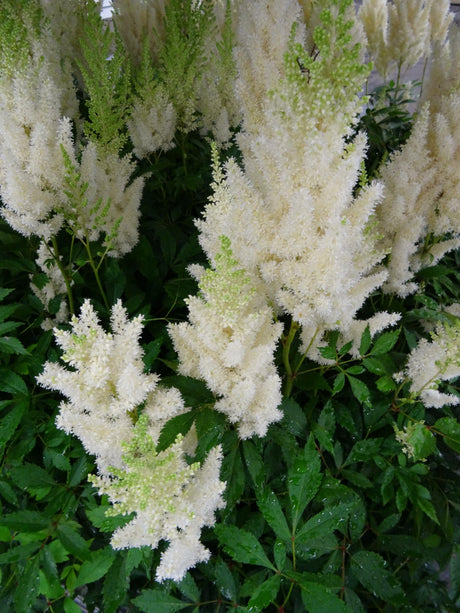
[214,525,275,570]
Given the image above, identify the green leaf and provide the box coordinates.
[103,552,130,613]
[56,524,91,561]
[75,547,116,587]
[63,597,85,613]
[214,525,275,570]
[0,400,26,446]
[157,410,195,452]
[295,503,351,544]
[301,581,352,613]
[359,325,372,356]
[0,541,41,564]
[280,397,307,436]
[177,572,200,603]
[0,510,50,532]
[0,368,28,395]
[247,573,281,611]
[243,440,265,488]
[14,555,40,613]
[332,372,345,394]
[350,551,405,604]
[362,356,387,375]
[344,439,383,466]
[132,589,190,612]
[9,463,57,489]
[434,417,460,453]
[0,336,27,355]
[213,558,238,601]
[347,375,371,405]
[370,329,400,355]
[256,486,291,542]
[288,436,322,532]
[376,375,396,392]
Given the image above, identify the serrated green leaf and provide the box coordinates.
[370,329,400,355]
[280,397,307,436]
[132,589,190,612]
[256,486,291,542]
[0,320,21,335]
[214,558,238,601]
[434,417,460,453]
[157,410,195,452]
[295,503,351,544]
[273,540,286,571]
[376,375,396,392]
[14,555,40,613]
[0,368,28,395]
[301,581,352,613]
[0,400,26,446]
[9,463,57,489]
[333,372,345,394]
[359,325,372,356]
[288,436,322,532]
[103,553,130,613]
[56,524,91,561]
[350,551,405,604]
[214,525,275,570]
[63,597,84,613]
[0,288,14,302]
[347,375,371,405]
[75,547,116,587]
[247,573,281,611]
[344,439,383,466]
[0,541,41,564]
[177,572,200,603]
[243,440,265,488]
[0,336,27,355]
[0,510,50,532]
[362,356,387,375]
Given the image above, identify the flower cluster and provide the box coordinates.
[196,0,399,361]
[397,313,460,408]
[169,235,283,438]
[0,0,145,256]
[376,26,460,296]
[358,0,451,81]
[38,301,226,582]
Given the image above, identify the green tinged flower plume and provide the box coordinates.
[282,0,371,129]
[78,1,132,157]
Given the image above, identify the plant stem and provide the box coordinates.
[282,319,300,397]
[84,240,109,309]
[50,237,75,315]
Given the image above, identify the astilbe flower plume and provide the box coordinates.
[197,0,399,361]
[168,235,284,438]
[396,313,460,409]
[38,300,225,582]
[376,25,460,297]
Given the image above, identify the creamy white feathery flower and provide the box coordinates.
[359,0,452,81]
[72,144,145,256]
[168,236,283,438]
[30,242,71,331]
[37,300,183,473]
[397,315,460,408]
[197,2,393,361]
[128,86,177,157]
[377,92,460,296]
[89,415,225,582]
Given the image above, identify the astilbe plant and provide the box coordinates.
[0,1,460,612]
